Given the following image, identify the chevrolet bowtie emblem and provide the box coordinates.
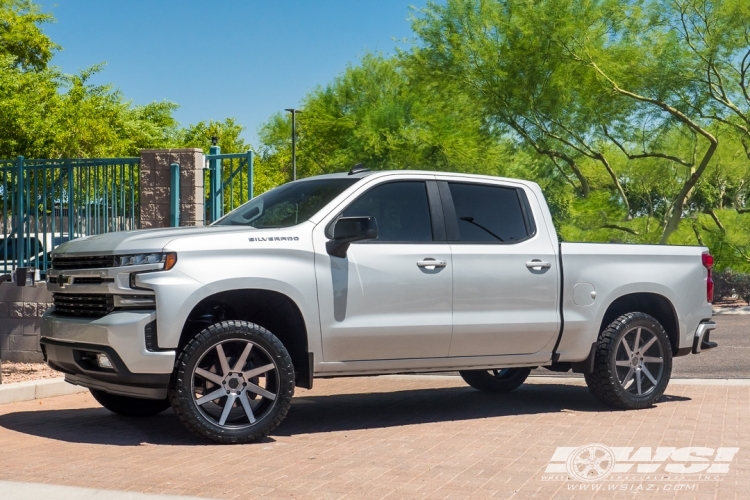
[58,274,71,287]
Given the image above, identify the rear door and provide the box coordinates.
[437,179,560,356]
[313,177,453,361]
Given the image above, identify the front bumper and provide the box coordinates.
[40,309,175,399]
[41,338,170,399]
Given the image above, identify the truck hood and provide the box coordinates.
[51,226,250,256]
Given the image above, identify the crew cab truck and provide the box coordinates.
[40,169,717,443]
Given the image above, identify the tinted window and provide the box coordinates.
[448,183,529,243]
[342,182,433,242]
[216,178,358,228]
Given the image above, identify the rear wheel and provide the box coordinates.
[459,367,531,393]
[585,312,672,409]
[90,389,171,417]
[170,320,295,444]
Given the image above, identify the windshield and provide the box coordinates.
[214,178,359,228]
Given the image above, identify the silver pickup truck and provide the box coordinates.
[41,168,717,443]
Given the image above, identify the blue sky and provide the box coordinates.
[37,1,429,146]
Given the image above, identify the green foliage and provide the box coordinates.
[257,53,513,180]
[3,0,749,270]
[0,57,181,158]
[179,118,249,154]
[0,0,57,71]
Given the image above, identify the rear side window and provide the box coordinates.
[342,181,433,242]
[448,183,531,243]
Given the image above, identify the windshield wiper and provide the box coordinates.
[459,217,504,242]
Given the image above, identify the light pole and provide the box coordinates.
[284,108,301,181]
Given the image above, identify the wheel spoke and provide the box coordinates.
[621,336,634,357]
[641,364,659,386]
[233,343,253,372]
[196,388,226,406]
[246,382,276,400]
[621,367,635,388]
[636,370,643,395]
[615,360,631,367]
[195,367,223,385]
[218,394,237,426]
[641,336,657,353]
[238,392,257,424]
[634,328,642,352]
[243,363,275,379]
[643,356,663,364]
[215,344,231,376]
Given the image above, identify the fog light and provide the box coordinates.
[96,354,113,369]
[117,295,156,307]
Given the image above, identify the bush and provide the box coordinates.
[713,271,750,305]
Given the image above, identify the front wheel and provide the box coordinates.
[584,312,673,409]
[170,320,295,444]
[90,389,171,417]
[459,367,531,393]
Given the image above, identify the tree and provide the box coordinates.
[410,0,750,244]
[0,0,57,71]
[257,53,512,182]
[0,1,192,160]
[179,118,249,154]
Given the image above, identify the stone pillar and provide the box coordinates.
[0,282,53,363]
[139,149,205,228]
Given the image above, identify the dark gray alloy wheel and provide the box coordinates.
[170,320,294,444]
[459,367,531,393]
[89,389,171,417]
[585,312,673,409]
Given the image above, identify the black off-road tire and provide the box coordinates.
[90,389,171,417]
[459,367,532,393]
[584,312,673,409]
[169,320,295,444]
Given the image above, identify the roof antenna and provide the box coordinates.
[348,163,370,175]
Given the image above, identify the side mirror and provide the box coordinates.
[326,216,378,258]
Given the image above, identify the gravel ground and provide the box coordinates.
[0,362,59,384]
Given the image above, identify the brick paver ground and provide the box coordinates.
[0,375,747,499]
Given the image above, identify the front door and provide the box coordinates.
[437,179,560,357]
[314,179,453,361]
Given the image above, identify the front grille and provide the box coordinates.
[73,277,113,285]
[52,255,116,270]
[53,293,114,318]
[48,276,114,285]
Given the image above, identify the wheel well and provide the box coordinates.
[599,293,680,355]
[179,289,312,389]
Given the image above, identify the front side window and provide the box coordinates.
[215,178,358,228]
[448,182,530,243]
[342,181,433,242]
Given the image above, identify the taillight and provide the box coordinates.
[702,252,714,303]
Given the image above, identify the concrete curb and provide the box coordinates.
[0,481,212,500]
[0,377,87,405]
[713,305,750,315]
[383,374,750,386]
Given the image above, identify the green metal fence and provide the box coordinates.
[0,156,140,273]
[204,148,254,224]
[0,150,254,273]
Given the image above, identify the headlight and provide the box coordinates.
[117,252,177,270]
[117,253,166,267]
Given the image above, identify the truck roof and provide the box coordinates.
[298,169,534,186]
